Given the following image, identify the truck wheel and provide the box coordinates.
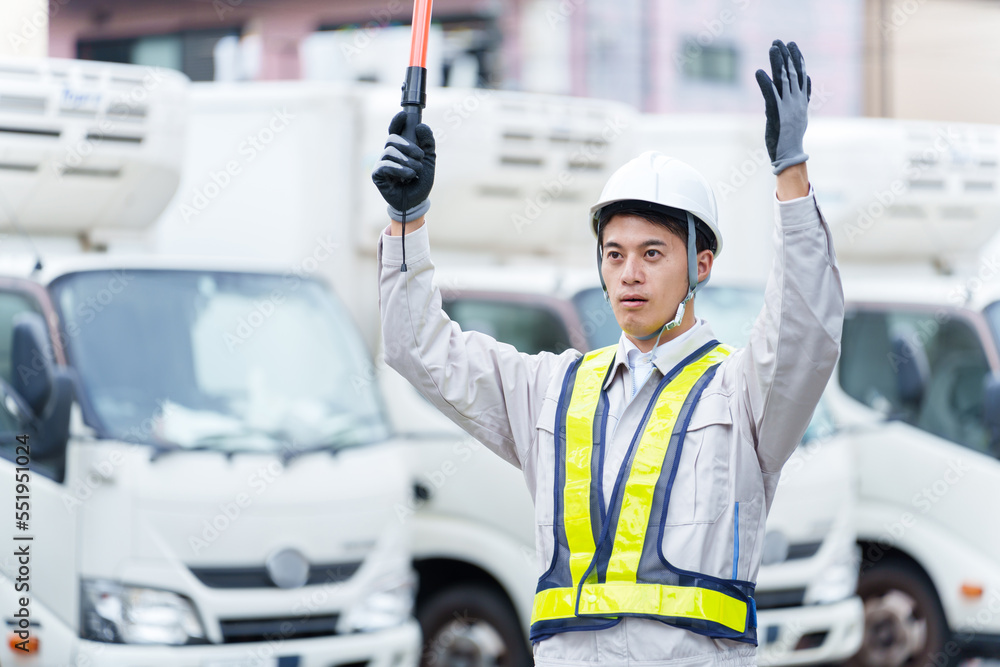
[848,559,951,667]
[417,585,532,667]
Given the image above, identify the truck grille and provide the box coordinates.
[786,541,822,560]
[219,614,339,643]
[754,588,806,609]
[190,562,361,589]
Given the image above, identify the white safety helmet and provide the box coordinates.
[591,152,723,340]
[590,151,722,257]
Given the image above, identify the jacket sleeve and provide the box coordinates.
[377,224,578,470]
[730,187,844,476]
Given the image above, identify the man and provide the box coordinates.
[372,40,843,665]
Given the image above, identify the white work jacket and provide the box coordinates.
[377,188,844,666]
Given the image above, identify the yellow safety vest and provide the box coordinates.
[530,341,757,644]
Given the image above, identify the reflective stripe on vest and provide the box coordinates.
[530,340,758,644]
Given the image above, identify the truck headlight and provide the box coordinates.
[81,579,207,645]
[341,572,416,633]
[805,545,861,605]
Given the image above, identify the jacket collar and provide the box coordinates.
[602,319,718,391]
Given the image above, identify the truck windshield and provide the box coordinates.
[574,284,834,443]
[49,270,389,455]
[573,284,766,350]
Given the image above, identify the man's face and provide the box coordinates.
[600,214,713,341]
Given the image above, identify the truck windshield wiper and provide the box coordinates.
[147,430,283,462]
[147,441,219,462]
[146,422,383,463]
[280,424,383,463]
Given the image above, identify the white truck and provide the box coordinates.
[148,79,870,665]
[0,58,421,667]
[807,119,1000,667]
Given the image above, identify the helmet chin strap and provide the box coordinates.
[633,211,703,343]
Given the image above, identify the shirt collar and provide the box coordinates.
[602,318,718,391]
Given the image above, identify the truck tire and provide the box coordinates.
[417,585,532,667]
[848,559,951,667]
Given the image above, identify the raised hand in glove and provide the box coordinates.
[755,40,811,175]
[371,111,436,222]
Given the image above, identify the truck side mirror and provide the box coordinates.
[984,373,1000,455]
[10,312,73,474]
[12,312,53,416]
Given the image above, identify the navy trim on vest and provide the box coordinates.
[531,354,620,637]
[537,355,583,586]
[640,363,759,645]
[589,364,613,546]
[532,340,758,645]
[575,340,723,595]
[530,617,621,643]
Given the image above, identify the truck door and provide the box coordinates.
[0,279,80,649]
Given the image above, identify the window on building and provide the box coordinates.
[78,28,241,82]
[840,308,992,455]
[679,39,739,84]
[307,15,500,87]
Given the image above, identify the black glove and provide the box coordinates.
[371,111,436,222]
[755,40,811,175]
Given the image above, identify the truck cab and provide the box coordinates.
[0,57,420,667]
[829,274,1000,666]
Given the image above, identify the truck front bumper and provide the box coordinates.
[756,596,864,666]
[73,619,420,667]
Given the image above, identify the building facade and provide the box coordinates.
[46,0,867,115]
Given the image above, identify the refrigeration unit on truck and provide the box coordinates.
[0,58,420,667]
